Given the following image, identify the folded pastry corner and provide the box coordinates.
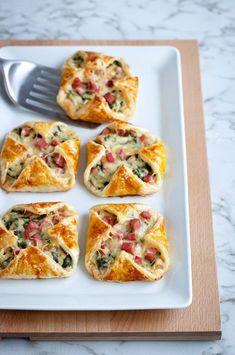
[0,121,80,192]
[84,122,166,197]
[0,202,79,279]
[85,203,169,282]
[57,51,138,123]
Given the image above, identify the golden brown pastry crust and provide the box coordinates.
[0,202,79,279]
[57,51,138,123]
[0,121,80,192]
[85,203,170,282]
[84,122,166,197]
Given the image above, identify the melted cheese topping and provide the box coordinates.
[0,247,14,271]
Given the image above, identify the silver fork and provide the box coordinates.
[0,57,98,128]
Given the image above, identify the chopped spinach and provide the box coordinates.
[62,255,72,268]
[82,93,93,101]
[15,230,24,238]
[66,89,77,99]
[3,218,18,230]
[129,133,137,144]
[53,125,62,137]
[22,218,30,227]
[18,240,29,249]
[1,256,13,269]
[113,60,122,67]
[52,251,59,263]
[104,135,111,141]
[73,55,84,67]
[7,161,24,179]
[96,251,115,271]
[33,214,47,222]
[13,127,22,136]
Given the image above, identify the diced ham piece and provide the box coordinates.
[114,231,124,240]
[144,247,159,262]
[100,240,106,251]
[76,86,86,95]
[24,221,39,239]
[21,126,31,137]
[140,211,151,221]
[34,137,48,149]
[125,233,136,241]
[30,233,41,245]
[27,221,39,230]
[59,209,69,217]
[52,215,61,225]
[102,216,116,226]
[40,218,53,232]
[72,77,86,95]
[14,248,21,255]
[121,242,135,254]
[51,139,60,147]
[115,66,123,75]
[106,80,114,87]
[134,256,142,264]
[101,127,111,135]
[102,163,111,172]
[105,151,115,163]
[143,174,154,183]
[104,92,115,105]
[31,233,41,241]
[72,77,81,90]
[91,166,97,174]
[117,129,125,136]
[118,148,127,161]
[88,81,99,93]
[129,219,141,232]
[100,241,109,256]
[51,210,68,226]
[54,154,66,168]
[140,134,148,146]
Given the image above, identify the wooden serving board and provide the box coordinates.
[0,40,221,341]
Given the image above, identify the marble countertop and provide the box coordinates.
[0,0,234,354]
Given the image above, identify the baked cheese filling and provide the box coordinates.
[1,208,73,271]
[7,123,74,183]
[65,56,127,113]
[0,247,14,271]
[92,209,164,275]
[89,127,157,191]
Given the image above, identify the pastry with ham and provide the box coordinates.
[85,203,169,282]
[0,121,80,192]
[84,122,166,197]
[0,202,79,278]
[57,51,138,123]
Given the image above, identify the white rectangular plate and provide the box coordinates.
[0,45,192,310]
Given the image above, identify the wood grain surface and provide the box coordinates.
[0,40,221,341]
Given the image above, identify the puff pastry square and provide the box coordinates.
[85,203,169,282]
[0,202,79,278]
[84,122,166,197]
[0,121,80,192]
[57,51,138,123]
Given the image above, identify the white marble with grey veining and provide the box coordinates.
[0,0,234,354]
